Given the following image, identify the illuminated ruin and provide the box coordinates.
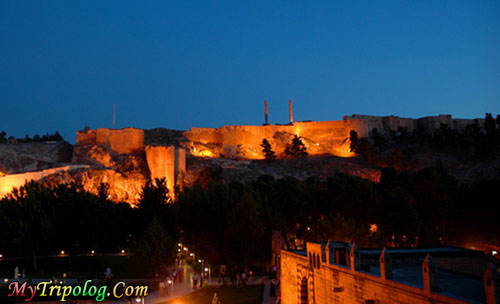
[0,112,484,204]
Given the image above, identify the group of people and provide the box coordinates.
[217,266,250,287]
[191,272,207,289]
[158,267,184,297]
[14,266,26,279]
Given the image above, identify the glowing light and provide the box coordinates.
[135,298,141,303]
[192,147,215,158]
[167,280,172,285]
[306,227,311,231]
[204,268,208,272]
[3,278,8,284]
[198,259,202,263]
[189,253,194,257]
[60,250,65,255]
[178,243,182,247]
[121,249,125,254]
[183,247,187,251]
[0,254,3,259]
[91,250,95,255]
[369,224,378,234]
[0,171,5,177]
[493,251,498,256]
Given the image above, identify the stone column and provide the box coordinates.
[379,247,392,279]
[484,264,499,304]
[350,243,360,271]
[289,99,293,124]
[422,254,439,293]
[264,100,269,125]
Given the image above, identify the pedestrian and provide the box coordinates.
[270,279,276,296]
[241,272,247,286]
[200,272,204,287]
[192,273,198,290]
[14,266,19,279]
[104,267,113,281]
[159,280,165,297]
[173,270,177,283]
[236,273,241,288]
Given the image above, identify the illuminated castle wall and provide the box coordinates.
[183,114,482,159]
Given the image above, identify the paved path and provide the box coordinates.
[14,265,277,304]
[145,261,196,304]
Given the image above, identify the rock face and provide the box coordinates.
[0,141,73,174]
[42,168,147,207]
[184,155,382,186]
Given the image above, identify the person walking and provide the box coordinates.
[192,273,198,290]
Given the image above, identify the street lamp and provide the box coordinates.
[205,266,211,283]
[167,279,174,297]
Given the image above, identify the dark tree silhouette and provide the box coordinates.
[261,138,276,160]
[285,135,308,158]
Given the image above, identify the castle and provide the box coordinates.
[0,108,485,201]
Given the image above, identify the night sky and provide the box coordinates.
[1,1,499,143]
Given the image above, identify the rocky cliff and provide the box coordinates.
[0,141,73,174]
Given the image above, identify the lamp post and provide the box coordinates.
[204,266,211,284]
[167,279,174,298]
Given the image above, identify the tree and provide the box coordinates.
[285,135,308,158]
[349,130,359,152]
[135,216,176,272]
[261,138,276,160]
[137,178,175,236]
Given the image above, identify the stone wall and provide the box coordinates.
[183,114,482,160]
[0,165,90,198]
[76,128,144,154]
[281,250,472,304]
[344,114,483,137]
[184,120,360,159]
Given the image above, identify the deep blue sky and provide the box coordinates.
[1,1,499,143]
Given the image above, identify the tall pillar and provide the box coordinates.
[380,247,392,279]
[264,100,269,125]
[289,99,293,124]
[422,254,439,293]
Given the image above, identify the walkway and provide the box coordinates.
[146,261,196,303]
